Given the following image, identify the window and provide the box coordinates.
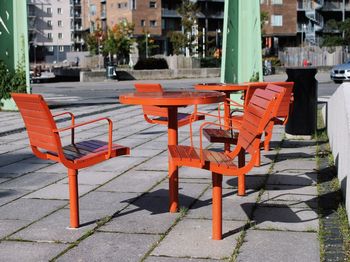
[47,33,52,39]
[271,15,283,26]
[90,5,96,16]
[57,8,62,14]
[118,2,127,9]
[58,33,63,39]
[58,20,63,27]
[59,46,64,52]
[272,0,283,4]
[150,20,157,27]
[47,20,52,27]
[48,46,54,52]
[47,7,52,14]
[131,0,136,9]
[149,1,156,8]
[141,19,146,27]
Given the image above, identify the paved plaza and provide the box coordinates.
[0,92,323,261]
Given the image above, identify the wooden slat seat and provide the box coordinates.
[134,83,204,127]
[202,128,238,144]
[168,86,286,240]
[12,93,130,229]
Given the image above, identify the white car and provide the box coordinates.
[330,61,350,83]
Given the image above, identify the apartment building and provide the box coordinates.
[83,0,224,55]
[261,0,350,51]
[27,0,83,63]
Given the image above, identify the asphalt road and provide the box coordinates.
[31,71,339,107]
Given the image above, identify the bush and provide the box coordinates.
[134,58,168,70]
[200,57,221,68]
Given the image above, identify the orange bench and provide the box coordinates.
[168,85,285,240]
[12,93,130,228]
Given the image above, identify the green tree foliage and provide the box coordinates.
[85,27,106,55]
[137,31,159,58]
[169,0,199,55]
[261,11,269,35]
[339,18,350,45]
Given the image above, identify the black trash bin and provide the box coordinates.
[106,65,117,79]
[285,67,318,136]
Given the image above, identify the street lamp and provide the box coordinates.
[145,33,150,58]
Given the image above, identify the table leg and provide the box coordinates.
[224,92,231,152]
[168,107,178,213]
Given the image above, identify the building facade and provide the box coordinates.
[27,0,83,64]
[261,0,350,51]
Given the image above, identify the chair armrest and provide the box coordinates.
[53,111,75,144]
[54,117,113,159]
[198,121,237,164]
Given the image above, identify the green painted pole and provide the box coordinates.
[0,0,30,94]
[221,0,263,83]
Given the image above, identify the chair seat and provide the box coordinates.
[154,113,205,126]
[59,140,129,162]
[203,128,238,144]
[168,145,238,170]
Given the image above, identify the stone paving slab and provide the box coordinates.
[273,158,316,173]
[99,195,178,234]
[145,256,220,262]
[237,230,320,262]
[130,148,165,158]
[0,199,65,220]
[187,189,259,221]
[86,155,146,173]
[135,155,169,171]
[0,162,50,178]
[0,241,68,262]
[152,218,245,260]
[23,182,96,200]
[58,169,121,186]
[9,208,107,243]
[57,231,159,262]
[97,170,167,193]
[252,205,319,232]
[224,174,266,190]
[0,172,65,190]
[0,219,30,239]
[0,188,30,206]
[267,171,318,186]
[260,185,318,208]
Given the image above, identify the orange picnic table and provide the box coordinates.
[119,90,225,212]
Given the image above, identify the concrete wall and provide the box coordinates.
[80,68,220,82]
[327,83,350,222]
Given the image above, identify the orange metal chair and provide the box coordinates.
[203,82,294,160]
[134,83,205,127]
[168,85,285,240]
[12,93,130,228]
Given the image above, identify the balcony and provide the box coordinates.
[305,9,324,29]
[161,8,180,18]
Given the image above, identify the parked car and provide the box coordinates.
[330,60,350,83]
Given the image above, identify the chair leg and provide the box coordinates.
[255,150,261,167]
[68,168,79,228]
[264,121,274,151]
[237,174,246,196]
[212,172,222,240]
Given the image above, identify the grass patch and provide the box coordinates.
[337,205,350,260]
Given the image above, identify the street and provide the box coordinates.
[31,71,339,107]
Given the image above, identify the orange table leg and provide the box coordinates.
[212,172,222,240]
[68,168,79,228]
[168,107,179,213]
[224,92,231,153]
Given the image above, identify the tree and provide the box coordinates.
[169,0,199,56]
[137,31,159,58]
[261,11,269,35]
[85,27,106,55]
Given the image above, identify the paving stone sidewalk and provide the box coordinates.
[0,102,321,261]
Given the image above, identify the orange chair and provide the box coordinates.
[203,82,294,159]
[134,83,204,127]
[12,93,130,228]
[168,85,285,240]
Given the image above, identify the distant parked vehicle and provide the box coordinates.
[330,60,350,84]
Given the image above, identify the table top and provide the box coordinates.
[195,83,248,92]
[119,91,225,106]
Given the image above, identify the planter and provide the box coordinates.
[1,97,18,111]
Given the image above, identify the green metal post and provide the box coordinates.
[221,0,263,83]
[0,0,30,109]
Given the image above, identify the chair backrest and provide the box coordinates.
[134,83,168,117]
[244,81,293,119]
[11,93,62,154]
[237,85,285,155]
